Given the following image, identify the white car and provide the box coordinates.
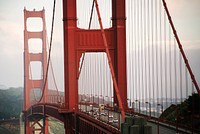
[108,120,113,123]
[108,115,114,118]
[113,119,118,123]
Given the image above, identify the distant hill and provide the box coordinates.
[0,87,64,120]
[0,87,23,120]
[0,85,7,90]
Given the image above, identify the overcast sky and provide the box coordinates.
[0,0,199,91]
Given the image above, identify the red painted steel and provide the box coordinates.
[26,103,65,122]
[24,0,128,133]
[112,0,128,110]
[62,0,127,118]
[24,8,49,134]
[22,0,200,133]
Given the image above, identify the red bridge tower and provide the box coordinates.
[63,0,127,132]
[23,8,48,134]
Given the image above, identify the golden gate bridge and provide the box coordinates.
[22,0,200,133]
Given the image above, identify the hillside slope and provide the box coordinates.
[160,93,200,132]
[0,87,23,120]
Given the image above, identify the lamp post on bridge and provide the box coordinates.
[127,98,131,108]
[95,94,98,105]
[145,102,151,118]
[135,100,140,114]
[157,103,163,116]
[84,98,87,113]
[104,96,109,106]
[111,97,114,108]
[157,103,163,134]
[86,94,90,103]
[132,102,134,112]
[99,94,103,105]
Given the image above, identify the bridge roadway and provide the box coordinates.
[80,103,196,134]
[25,101,197,134]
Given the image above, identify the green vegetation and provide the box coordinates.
[160,93,200,131]
[0,87,22,133]
[0,87,23,120]
[49,118,65,134]
[0,87,65,133]
[0,126,12,134]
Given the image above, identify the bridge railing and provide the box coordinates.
[47,95,65,106]
[30,95,65,108]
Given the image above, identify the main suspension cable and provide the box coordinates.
[38,0,56,103]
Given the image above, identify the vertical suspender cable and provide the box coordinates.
[87,55,89,99]
[89,55,91,101]
[180,52,183,103]
[155,0,159,105]
[109,66,112,106]
[96,54,98,99]
[100,54,103,97]
[135,0,138,105]
[174,38,177,104]
[191,84,194,133]
[151,0,155,113]
[164,8,168,108]
[144,0,148,104]
[98,54,101,103]
[83,56,86,99]
[169,26,172,104]
[129,0,132,107]
[92,54,96,100]
[86,55,88,100]
[129,0,133,107]
[185,65,188,98]
[132,0,135,105]
[102,54,104,103]
[147,0,151,107]
[159,0,163,106]
[140,0,143,107]
[138,0,141,106]
[142,0,145,107]
[105,54,108,98]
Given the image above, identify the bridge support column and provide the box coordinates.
[64,114,74,134]
[25,118,31,134]
[45,119,49,134]
[112,0,127,110]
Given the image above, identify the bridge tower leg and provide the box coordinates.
[111,0,127,109]
[62,0,127,132]
[23,8,49,134]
